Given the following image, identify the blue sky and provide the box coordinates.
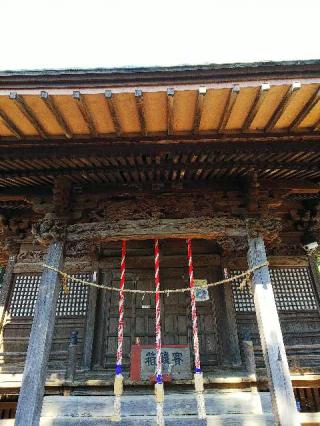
[2,0,320,71]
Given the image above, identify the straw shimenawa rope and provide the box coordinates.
[42,261,268,295]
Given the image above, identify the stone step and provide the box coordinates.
[41,391,272,418]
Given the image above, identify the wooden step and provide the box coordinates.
[39,415,275,425]
[41,391,272,418]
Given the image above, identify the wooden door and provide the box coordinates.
[100,265,220,373]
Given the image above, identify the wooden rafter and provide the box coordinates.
[193,87,207,133]
[0,108,23,139]
[40,91,73,139]
[312,116,320,131]
[289,87,320,130]
[218,85,240,132]
[264,82,301,132]
[242,83,270,131]
[73,91,97,137]
[0,160,316,181]
[105,90,121,136]
[135,89,147,136]
[9,92,47,138]
[167,88,175,136]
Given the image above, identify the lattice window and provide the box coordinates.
[9,273,89,317]
[230,267,318,313]
[9,274,39,317]
[270,269,317,311]
[230,270,255,312]
[56,273,89,316]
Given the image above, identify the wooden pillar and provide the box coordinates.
[0,252,17,333]
[82,267,99,370]
[92,270,111,368]
[15,240,64,426]
[248,236,299,426]
[211,269,241,366]
[308,254,320,310]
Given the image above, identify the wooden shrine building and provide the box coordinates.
[1,61,320,424]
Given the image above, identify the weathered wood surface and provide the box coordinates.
[82,269,98,370]
[243,340,257,379]
[308,254,320,311]
[65,334,77,382]
[248,237,299,426]
[210,268,241,366]
[67,217,280,242]
[0,254,16,332]
[40,392,272,417]
[223,255,308,269]
[67,217,246,241]
[15,241,64,426]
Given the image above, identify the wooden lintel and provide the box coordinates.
[222,255,308,269]
[9,92,47,138]
[104,90,121,136]
[167,88,174,136]
[289,87,320,130]
[242,84,270,131]
[0,109,23,139]
[67,217,248,242]
[219,85,240,132]
[265,82,301,132]
[40,91,72,139]
[73,91,97,137]
[193,87,206,133]
[135,89,147,136]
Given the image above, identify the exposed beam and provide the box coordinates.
[0,177,318,199]
[0,108,23,139]
[193,87,206,133]
[264,82,301,132]
[104,90,121,136]
[66,217,247,242]
[40,91,72,139]
[1,138,320,161]
[73,91,97,137]
[218,85,240,132]
[9,92,47,138]
[167,87,175,136]
[289,87,320,130]
[0,161,317,181]
[242,83,270,131]
[135,89,147,136]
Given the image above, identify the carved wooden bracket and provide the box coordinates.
[289,201,320,233]
[0,213,31,257]
[32,213,66,246]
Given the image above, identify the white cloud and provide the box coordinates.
[1,0,319,70]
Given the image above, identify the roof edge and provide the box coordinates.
[0,59,320,89]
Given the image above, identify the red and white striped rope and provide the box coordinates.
[154,239,162,383]
[116,240,126,373]
[187,238,201,372]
